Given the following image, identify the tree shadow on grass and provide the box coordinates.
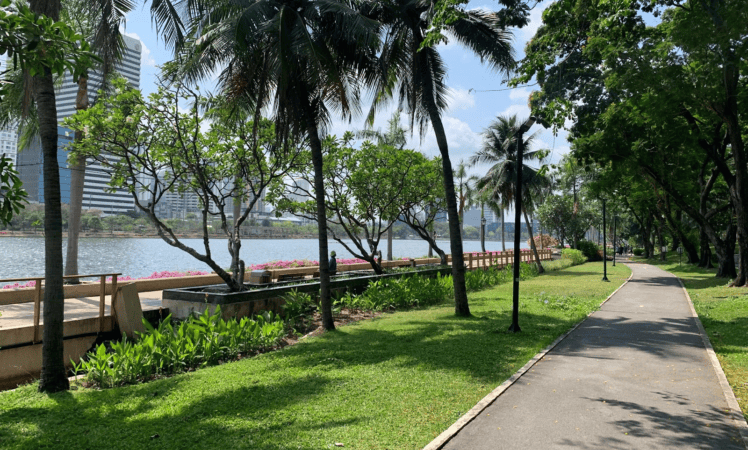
[0,373,354,450]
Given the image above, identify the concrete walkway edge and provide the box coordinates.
[423,269,635,450]
[677,277,748,448]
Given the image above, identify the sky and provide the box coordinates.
[120,0,569,182]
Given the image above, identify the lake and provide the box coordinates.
[0,236,528,282]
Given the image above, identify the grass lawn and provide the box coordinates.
[0,262,630,450]
[632,253,748,422]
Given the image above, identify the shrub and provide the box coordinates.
[72,307,285,388]
[561,249,586,266]
[576,240,601,261]
[527,234,558,248]
[633,248,644,256]
[281,289,317,321]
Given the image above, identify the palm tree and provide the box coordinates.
[1,0,132,285]
[63,0,133,282]
[454,160,475,240]
[27,0,68,393]
[150,0,379,331]
[365,0,516,316]
[471,114,551,273]
[468,174,489,252]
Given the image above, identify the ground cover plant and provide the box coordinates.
[72,308,285,388]
[632,254,748,421]
[0,261,629,449]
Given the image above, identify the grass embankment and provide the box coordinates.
[0,262,630,450]
[632,253,748,421]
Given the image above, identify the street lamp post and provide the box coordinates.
[613,215,617,267]
[509,116,537,333]
[602,199,609,282]
[481,216,486,253]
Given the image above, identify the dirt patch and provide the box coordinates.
[281,308,383,346]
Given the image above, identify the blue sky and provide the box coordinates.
[120,0,569,180]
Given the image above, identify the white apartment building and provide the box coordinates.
[0,125,18,166]
[56,34,142,214]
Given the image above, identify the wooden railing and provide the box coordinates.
[0,273,120,342]
[263,249,554,282]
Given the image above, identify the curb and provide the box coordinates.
[423,265,634,450]
[677,277,748,449]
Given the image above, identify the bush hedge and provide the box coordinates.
[576,240,601,261]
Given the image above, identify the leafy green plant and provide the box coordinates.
[281,289,317,321]
[576,240,601,261]
[633,248,644,256]
[72,307,285,388]
[561,248,586,265]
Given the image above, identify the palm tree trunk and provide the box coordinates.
[65,76,89,283]
[480,203,485,252]
[524,209,544,273]
[501,208,506,251]
[428,111,469,316]
[31,34,69,392]
[305,107,335,330]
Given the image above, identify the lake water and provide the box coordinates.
[0,236,528,281]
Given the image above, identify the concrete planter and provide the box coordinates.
[162,266,452,320]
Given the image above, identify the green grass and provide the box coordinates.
[631,253,748,421]
[0,262,630,450]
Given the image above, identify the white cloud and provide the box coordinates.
[410,115,482,162]
[447,87,476,111]
[508,87,531,101]
[122,31,156,67]
[498,103,532,120]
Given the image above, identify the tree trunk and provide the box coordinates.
[501,208,506,252]
[64,77,89,283]
[699,227,714,268]
[480,203,486,252]
[387,223,393,260]
[524,209,544,273]
[428,111,469,316]
[230,187,243,286]
[31,0,68,392]
[305,108,335,330]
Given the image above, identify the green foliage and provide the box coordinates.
[339,262,539,311]
[633,248,644,256]
[576,240,600,262]
[72,307,285,388]
[561,248,587,265]
[0,154,28,225]
[281,289,317,322]
[0,0,98,101]
[340,274,454,311]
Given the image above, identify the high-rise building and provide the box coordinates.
[17,127,74,205]
[0,124,18,166]
[0,56,19,166]
[56,35,141,121]
[54,34,142,214]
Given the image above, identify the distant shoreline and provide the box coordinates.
[0,232,522,243]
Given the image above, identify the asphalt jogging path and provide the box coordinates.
[437,261,746,449]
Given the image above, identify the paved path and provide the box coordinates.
[440,261,746,449]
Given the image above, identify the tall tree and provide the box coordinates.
[356,111,407,261]
[3,0,97,392]
[150,0,379,330]
[365,0,522,316]
[515,0,748,284]
[471,114,549,272]
[62,0,133,282]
